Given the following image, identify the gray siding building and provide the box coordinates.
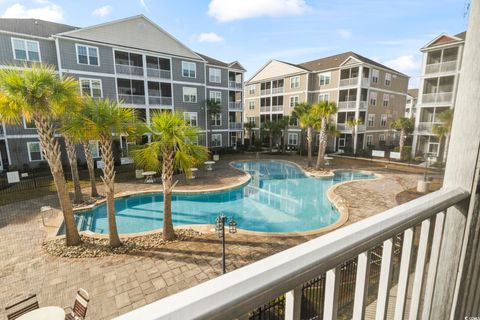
[0,15,245,170]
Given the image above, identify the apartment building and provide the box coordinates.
[405,88,418,118]
[411,32,465,159]
[244,52,408,153]
[0,16,245,171]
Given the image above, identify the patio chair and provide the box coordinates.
[64,288,89,320]
[5,293,39,319]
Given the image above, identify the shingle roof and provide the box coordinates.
[195,52,246,71]
[0,18,77,38]
[408,89,419,98]
[455,31,466,40]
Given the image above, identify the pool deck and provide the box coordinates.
[0,154,426,319]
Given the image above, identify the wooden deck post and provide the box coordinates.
[430,0,480,318]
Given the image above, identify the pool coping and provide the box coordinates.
[44,160,382,241]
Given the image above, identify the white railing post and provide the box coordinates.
[285,286,302,320]
[431,0,480,318]
[323,268,340,320]
[352,251,371,320]
[394,227,414,319]
[375,238,393,319]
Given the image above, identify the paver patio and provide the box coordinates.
[0,154,426,319]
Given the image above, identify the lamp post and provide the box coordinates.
[215,215,237,274]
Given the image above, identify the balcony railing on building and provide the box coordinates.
[422,92,453,104]
[417,122,443,133]
[115,64,144,77]
[118,94,145,105]
[260,89,271,96]
[358,101,367,109]
[272,87,284,94]
[338,100,357,110]
[425,60,457,74]
[228,102,243,111]
[146,68,171,80]
[336,123,347,131]
[229,81,243,90]
[339,77,359,87]
[271,105,284,112]
[361,77,370,87]
[260,106,271,113]
[229,122,243,130]
[148,96,173,106]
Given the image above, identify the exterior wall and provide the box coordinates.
[172,83,206,129]
[206,88,229,130]
[206,65,228,87]
[284,73,308,93]
[66,73,117,100]
[310,69,339,91]
[171,57,205,83]
[0,32,58,68]
[57,38,115,74]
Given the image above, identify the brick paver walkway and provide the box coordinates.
[0,154,423,319]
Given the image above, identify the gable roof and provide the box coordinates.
[422,32,466,50]
[0,18,77,38]
[247,59,308,83]
[195,53,245,71]
[56,15,202,60]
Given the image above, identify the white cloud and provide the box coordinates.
[208,0,308,22]
[197,32,223,43]
[337,29,352,39]
[139,0,148,10]
[1,2,64,22]
[384,55,422,88]
[92,5,112,17]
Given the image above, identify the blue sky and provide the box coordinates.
[0,0,469,87]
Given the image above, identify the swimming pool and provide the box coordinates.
[62,160,374,234]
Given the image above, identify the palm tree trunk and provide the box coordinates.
[352,128,356,154]
[307,126,313,167]
[162,148,176,241]
[316,118,327,169]
[299,129,304,156]
[399,129,405,159]
[82,141,99,197]
[443,134,451,163]
[283,127,287,153]
[99,135,121,248]
[269,132,273,149]
[33,113,81,246]
[65,138,83,204]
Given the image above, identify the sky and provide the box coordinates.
[0,0,470,88]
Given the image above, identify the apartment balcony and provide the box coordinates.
[421,92,453,105]
[229,81,243,90]
[339,77,359,87]
[146,68,171,80]
[271,105,284,112]
[359,101,367,109]
[118,94,145,105]
[260,106,271,113]
[417,122,442,133]
[338,101,357,110]
[228,102,243,111]
[228,122,243,130]
[115,64,144,77]
[272,87,284,94]
[425,60,457,74]
[148,96,173,106]
[261,89,271,95]
[336,123,347,131]
[361,77,370,87]
[357,124,366,131]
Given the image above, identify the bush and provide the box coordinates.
[402,146,412,161]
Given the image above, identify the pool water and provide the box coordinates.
[63,160,374,234]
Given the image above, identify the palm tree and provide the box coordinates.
[132,111,208,240]
[262,121,280,150]
[311,101,337,169]
[390,117,415,159]
[346,118,363,154]
[64,97,137,247]
[0,64,81,246]
[292,102,312,156]
[64,137,84,204]
[277,116,291,153]
[433,109,454,161]
[298,112,316,167]
[207,99,221,149]
[244,121,255,149]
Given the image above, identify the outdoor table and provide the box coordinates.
[142,171,157,183]
[190,168,198,179]
[17,306,65,320]
[204,161,216,171]
[324,156,334,166]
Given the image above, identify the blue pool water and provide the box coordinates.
[64,161,374,234]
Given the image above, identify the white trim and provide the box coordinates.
[27,141,44,162]
[211,113,222,127]
[79,78,103,98]
[22,116,36,130]
[290,76,300,89]
[182,61,197,78]
[11,37,41,62]
[288,132,299,145]
[0,30,54,40]
[208,67,222,83]
[211,133,222,147]
[339,56,362,67]
[75,43,100,66]
[182,87,198,103]
[209,90,222,104]
[183,112,198,127]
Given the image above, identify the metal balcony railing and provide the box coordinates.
[272,87,284,94]
[260,106,271,113]
[228,122,243,130]
[148,96,173,106]
[229,81,243,89]
[339,77,359,87]
[421,92,453,104]
[336,123,347,131]
[146,68,171,80]
[228,102,243,111]
[417,122,443,132]
[359,101,367,109]
[115,64,144,76]
[118,94,145,105]
[271,105,284,112]
[361,77,370,87]
[425,60,457,74]
[338,101,357,110]
[261,89,271,95]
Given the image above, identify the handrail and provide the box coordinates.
[115,187,469,320]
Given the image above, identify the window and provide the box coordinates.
[211,134,222,147]
[80,79,102,98]
[249,85,255,94]
[209,68,221,83]
[27,142,44,162]
[366,135,373,146]
[288,133,298,145]
[247,117,257,126]
[428,142,440,155]
[318,93,330,102]
[76,44,99,66]
[383,94,390,107]
[339,137,346,148]
[249,101,255,110]
[367,114,375,127]
[183,87,197,103]
[211,113,221,126]
[209,91,222,103]
[12,38,40,61]
[23,116,36,129]
[379,134,385,142]
[290,118,299,127]
[319,73,331,85]
[385,73,392,86]
[371,69,379,84]
[370,92,377,106]
[184,112,198,126]
[380,114,387,127]
[89,140,100,158]
[182,61,196,78]
[290,76,300,89]
[289,96,299,108]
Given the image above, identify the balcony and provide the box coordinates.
[260,106,271,113]
[422,92,453,105]
[229,122,243,130]
[229,81,243,90]
[146,68,171,80]
[261,89,271,95]
[336,123,347,131]
[425,61,457,74]
[357,124,366,131]
[340,77,358,87]
[359,101,367,109]
[361,77,370,87]
[338,101,357,110]
[272,87,284,94]
[417,122,442,133]
[148,96,172,106]
[118,94,145,105]
[116,64,144,77]
[271,105,284,112]
[228,102,243,111]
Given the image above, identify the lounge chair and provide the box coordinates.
[5,294,39,320]
[64,288,89,320]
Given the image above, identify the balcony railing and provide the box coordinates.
[260,106,270,113]
[261,89,271,95]
[148,96,173,106]
[336,123,347,131]
[271,105,284,112]
[118,94,145,105]
[272,87,284,94]
[228,102,243,111]
[422,92,453,104]
[425,60,457,74]
[146,68,171,80]
[361,77,370,87]
[340,77,359,87]
[229,122,243,130]
[116,187,469,320]
[417,122,442,132]
[359,101,367,109]
[338,101,357,110]
[229,81,243,90]
[115,64,144,76]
